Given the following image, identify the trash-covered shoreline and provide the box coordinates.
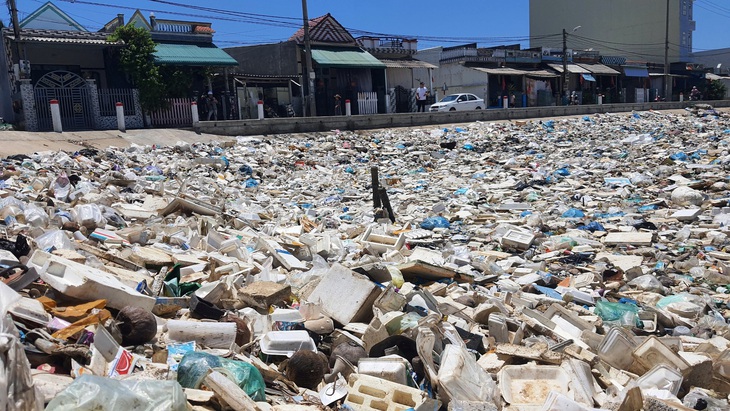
[2,106,730,410]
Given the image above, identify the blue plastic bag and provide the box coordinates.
[178,351,266,401]
[578,221,605,232]
[562,208,585,218]
[420,216,450,230]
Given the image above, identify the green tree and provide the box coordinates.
[704,79,727,101]
[108,25,166,112]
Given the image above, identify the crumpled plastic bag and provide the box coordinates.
[625,274,666,294]
[420,216,450,230]
[177,351,266,401]
[0,282,43,411]
[45,375,186,411]
[594,300,639,327]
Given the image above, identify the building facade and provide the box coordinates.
[530,0,696,64]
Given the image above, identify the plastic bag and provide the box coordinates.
[625,274,666,294]
[594,300,639,327]
[0,282,43,411]
[561,208,585,218]
[52,173,71,201]
[34,230,74,251]
[22,204,49,228]
[45,375,186,411]
[177,351,266,401]
[420,216,450,230]
[72,204,106,229]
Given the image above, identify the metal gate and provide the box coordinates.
[34,71,94,131]
[394,86,411,113]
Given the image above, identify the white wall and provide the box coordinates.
[530,0,689,63]
[436,64,488,100]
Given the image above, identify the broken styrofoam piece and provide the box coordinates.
[305,263,381,325]
[28,250,155,311]
[257,237,308,271]
[603,232,654,246]
[540,391,604,411]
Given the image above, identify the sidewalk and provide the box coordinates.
[0,128,237,156]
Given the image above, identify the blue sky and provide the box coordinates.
[6,0,730,51]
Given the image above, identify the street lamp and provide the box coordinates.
[562,25,581,104]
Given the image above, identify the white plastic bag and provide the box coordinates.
[45,375,187,411]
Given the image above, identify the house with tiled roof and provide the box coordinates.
[225,13,389,117]
[0,1,238,130]
[0,1,142,130]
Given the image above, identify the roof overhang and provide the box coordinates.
[472,67,558,78]
[378,58,437,69]
[3,28,123,46]
[622,66,649,78]
[577,63,620,75]
[548,63,591,74]
[310,47,385,68]
[153,43,238,66]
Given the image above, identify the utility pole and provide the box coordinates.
[301,0,316,117]
[562,28,568,105]
[8,0,21,57]
[664,0,670,101]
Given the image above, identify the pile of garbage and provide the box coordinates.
[2,106,730,410]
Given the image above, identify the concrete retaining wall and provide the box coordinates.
[196,100,730,136]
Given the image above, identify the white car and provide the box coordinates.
[429,93,484,112]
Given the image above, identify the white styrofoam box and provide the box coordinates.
[632,336,690,374]
[636,364,683,395]
[28,250,155,311]
[501,229,535,250]
[597,327,637,371]
[498,364,570,407]
[271,308,304,323]
[357,356,410,386]
[305,263,381,325]
[361,226,406,254]
[259,330,316,357]
[345,373,439,411]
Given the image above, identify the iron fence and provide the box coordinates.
[98,89,137,116]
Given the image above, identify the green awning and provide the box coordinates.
[154,43,238,66]
[311,48,385,68]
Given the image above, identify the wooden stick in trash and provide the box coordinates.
[379,187,395,223]
[371,166,381,208]
[203,370,262,411]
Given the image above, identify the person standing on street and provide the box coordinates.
[206,91,218,121]
[416,82,428,112]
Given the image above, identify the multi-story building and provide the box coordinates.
[529,0,696,64]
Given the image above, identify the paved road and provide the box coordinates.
[0,107,726,157]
